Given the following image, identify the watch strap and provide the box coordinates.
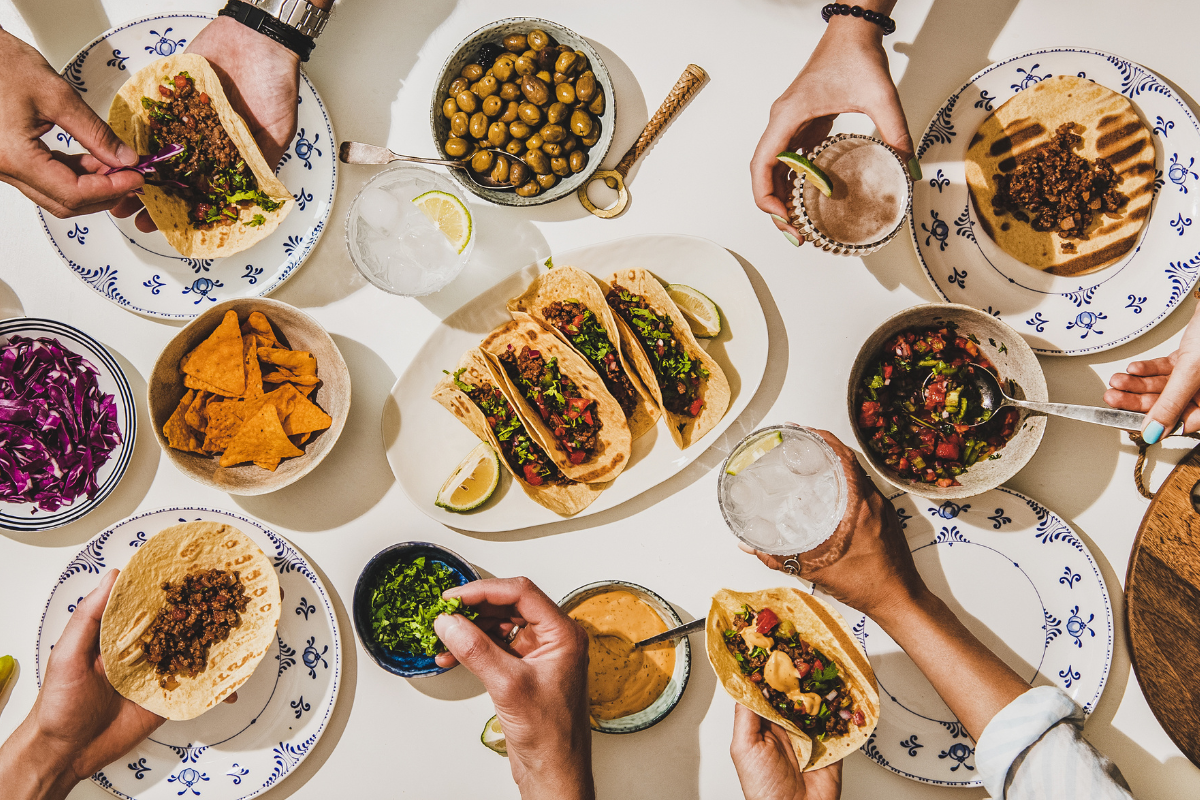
[256,0,331,39]
[219,0,316,62]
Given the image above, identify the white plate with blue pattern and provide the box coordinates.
[911,48,1200,356]
[36,507,341,800]
[826,488,1113,786]
[38,14,336,320]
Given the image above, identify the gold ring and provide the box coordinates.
[783,558,801,576]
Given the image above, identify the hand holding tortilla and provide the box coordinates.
[730,704,843,800]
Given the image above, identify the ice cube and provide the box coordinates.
[740,516,780,549]
[724,472,765,520]
[753,449,798,497]
[358,187,404,236]
[783,436,827,476]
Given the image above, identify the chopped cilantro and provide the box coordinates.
[368,556,476,656]
[244,214,266,227]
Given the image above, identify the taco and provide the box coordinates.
[603,269,730,449]
[507,266,659,440]
[432,349,604,516]
[965,74,1154,276]
[107,53,292,258]
[480,318,631,484]
[99,521,281,721]
[706,588,879,770]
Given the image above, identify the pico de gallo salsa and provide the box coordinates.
[497,345,602,465]
[450,368,567,487]
[856,324,1019,487]
[141,71,282,228]
[541,300,638,418]
[606,285,708,418]
[724,605,864,738]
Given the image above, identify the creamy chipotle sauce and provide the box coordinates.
[568,590,676,720]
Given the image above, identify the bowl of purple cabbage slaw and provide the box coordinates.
[0,318,135,530]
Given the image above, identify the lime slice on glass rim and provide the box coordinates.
[435,442,500,512]
[776,152,832,198]
[666,284,722,338]
[481,715,508,756]
[725,431,783,476]
[412,190,472,254]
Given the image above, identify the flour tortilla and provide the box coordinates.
[707,588,879,771]
[480,318,632,484]
[99,522,281,720]
[603,269,730,449]
[965,75,1154,276]
[432,349,605,516]
[107,54,292,258]
[507,266,659,440]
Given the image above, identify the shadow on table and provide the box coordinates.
[453,249,789,542]
[0,278,23,320]
[11,0,109,69]
[234,335,395,531]
[1,344,157,548]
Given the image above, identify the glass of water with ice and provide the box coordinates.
[345,165,474,297]
[717,425,847,556]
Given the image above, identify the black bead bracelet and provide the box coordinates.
[821,4,897,36]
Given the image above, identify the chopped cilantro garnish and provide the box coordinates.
[244,214,266,227]
[368,556,476,656]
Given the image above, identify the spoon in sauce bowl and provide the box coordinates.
[630,617,706,649]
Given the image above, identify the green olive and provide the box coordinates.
[516,180,541,197]
[442,97,458,119]
[537,172,558,190]
[499,100,520,123]
[510,159,530,186]
[540,123,567,144]
[581,120,601,147]
[516,102,541,126]
[476,76,499,98]
[562,135,578,153]
[499,81,521,101]
[449,77,470,96]
[535,47,557,72]
[542,141,562,157]
[482,95,503,117]
[444,137,469,157]
[555,82,576,104]
[505,138,524,156]
[546,102,569,125]
[466,112,487,139]
[525,148,551,174]
[491,155,510,184]
[554,51,578,75]
[521,75,550,106]
[521,49,535,59]
[461,63,484,81]
[492,57,515,82]
[575,73,597,102]
[552,72,570,85]
[488,121,510,147]
[502,33,528,53]
[514,56,536,76]
[526,133,545,151]
[450,111,469,137]
[471,150,495,173]
[569,150,587,173]
[455,91,478,114]
[535,70,553,84]
[573,51,589,73]
[509,120,532,139]
[588,89,605,116]
[570,110,594,138]
[527,29,551,51]
[551,156,571,177]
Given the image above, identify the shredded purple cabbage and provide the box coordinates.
[0,336,123,512]
[106,143,189,189]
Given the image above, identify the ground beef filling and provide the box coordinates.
[991,122,1127,253]
[140,569,249,688]
[605,285,705,417]
[542,301,639,417]
[463,378,568,487]
[499,345,600,462]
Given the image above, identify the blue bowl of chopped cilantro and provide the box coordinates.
[352,542,481,677]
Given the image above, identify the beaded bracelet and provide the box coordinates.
[821,4,897,36]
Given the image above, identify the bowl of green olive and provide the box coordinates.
[431,17,616,206]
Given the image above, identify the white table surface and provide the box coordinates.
[0,1,1196,798]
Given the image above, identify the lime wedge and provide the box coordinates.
[777,151,832,198]
[667,284,721,338]
[481,715,508,756]
[0,655,13,694]
[412,190,472,254]
[435,443,500,512]
[726,431,783,476]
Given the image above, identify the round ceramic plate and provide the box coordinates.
[36,507,341,800]
[911,48,1200,356]
[0,317,135,531]
[39,13,336,319]
[830,488,1113,786]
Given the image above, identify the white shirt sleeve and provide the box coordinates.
[975,685,1135,800]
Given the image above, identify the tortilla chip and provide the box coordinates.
[164,389,205,453]
[263,369,320,386]
[181,310,246,396]
[241,311,280,347]
[183,374,240,397]
[184,390,210,433]
[259,348,317,376]
[243,335,264,399]
[203,400,248,452]
[279,389,331,436]
[298,432,311,444]
[220,405,304,468]
[254,458,282,471]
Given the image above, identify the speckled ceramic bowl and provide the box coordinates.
[352,541,481,678]
[558,580,692,733]
[430,17,616,206]
[847,304,1047,500]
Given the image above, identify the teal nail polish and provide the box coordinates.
[907,157,922,181]
[1143,420,1165,445]
[783,231,800,247]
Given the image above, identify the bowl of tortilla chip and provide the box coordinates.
[149,298,350,494]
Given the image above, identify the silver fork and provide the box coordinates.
[338,141,515,191]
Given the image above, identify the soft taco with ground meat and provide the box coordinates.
[99,521,281,721]
[507,266,659,440]
[603,269,730,449]
[432,348,605,516]
[479,318,631,484]
[107,53,292,258]
[706,588,879,770]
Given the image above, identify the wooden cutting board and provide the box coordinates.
[1126,443,1200,768]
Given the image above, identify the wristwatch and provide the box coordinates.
[219,0,330,61]
[252,0,331,40]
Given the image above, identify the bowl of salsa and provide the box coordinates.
[847,304,1047,499]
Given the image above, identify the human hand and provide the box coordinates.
[433,578,594,800]
[1104,303,1200,443]
[0,28,142,218]
[730,704,842,800]
[749,5,913,245]
[115,16,300,232]
[739,429,926,621]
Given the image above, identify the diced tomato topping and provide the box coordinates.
[567,397,591,412]
[582,409,594,426]
[522,464,543,486]
[859,400,882,428]
[568,450,587,464]
[687,397,705,417]
[813,659,823,673]
[894,339,911,358]
[566,409,578,420]
[173,75,189,91]
[852,710,865,726]
[554,426,566,438]
[158,85,174,98]
[198,92,210,104]
[486,415,497,428]
[935,440,960,460]
[936,477,955,487]
[794,661,811,679]
[755,608,780,634]
[924,376,947,411]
